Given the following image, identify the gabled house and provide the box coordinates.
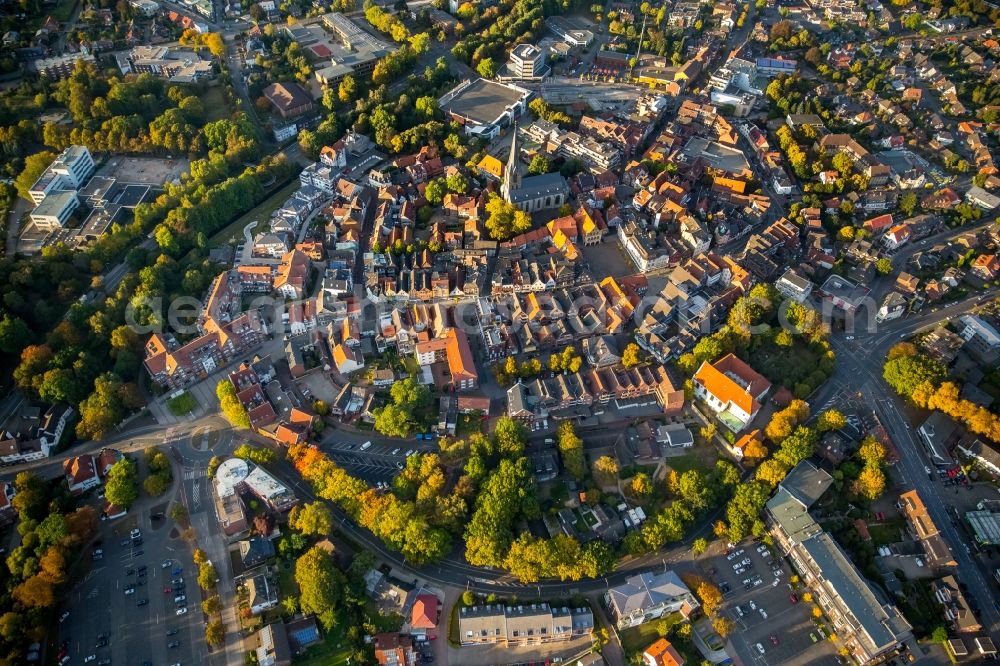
[692,353,771,431]
[604,570,699,629]
[63,454,100,494]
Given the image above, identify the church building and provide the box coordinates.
[501,126,570,213]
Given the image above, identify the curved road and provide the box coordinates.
[6,286,1000,604]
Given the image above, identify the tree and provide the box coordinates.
[858,436,886,466]
[217,380,251,428]
[205,620,225,647]
[816,409,846,432]
[295,546,343,630]
[234,444,276,465]
[692,537,708,556]
[593,456,619,487]
[713,615,735,637]
[15,151,56,201]
[557,421,586,480]
[528,154,549,175]
[12,575,54,608]
[202,595,222,615]
[484,194,532,241]
[931,626,949,645]
[883,354,945,401]
[462,590,475,606]
[198,562,218,589]
[630,473,653,497]
[143,473,170,496]
[854,464,886,500]
[622,343,642,368]
[899,192,918,216]
[476,57,497,78]
[289,502,333,536]
[337,75,356,104]
[105,458,138,509]
[875,257,893,275]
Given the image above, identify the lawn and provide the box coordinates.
[207,178,299,246]
[866,517,906,546]
[619,614,681,652]
[664,454,709,475]
[199,86,231,122]
[167,391,197,416]
[296,627,353,666]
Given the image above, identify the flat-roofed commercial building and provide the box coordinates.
[439,78,532,139]
[29,190,79,229]
[768,462,913,665]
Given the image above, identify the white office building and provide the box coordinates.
[29,145,95,204]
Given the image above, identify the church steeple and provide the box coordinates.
[501,124,521,203]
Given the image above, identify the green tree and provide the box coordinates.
[105,458,138,509]
[198,562,218,589]
[205,619,225,646]
[217,380,251,428]
[875,257,893,275]
[15,151,56,201]
[883,354,945,400]
[295,545,343,630]
[692,537,708,556]
[476,57,497,78]
[289,502,334,536]
[528,154,550,175]
[233,444,276,465]
[557,421,585,480]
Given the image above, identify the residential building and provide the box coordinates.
[955,439,1000,478]
[411,594,439,636]
[374,633,418,666]
[899,490,956,569]
[34,52,96,80]
[247,573,279,614]
[959,314,1000,364]
[775,268,813,303]
[932,576,981,633]
[643,638,684,666]
[239,536,276,568]
[604,571,699,629]
[254,623,291,666]
[63,454,100,494]
[413,327,478,390]
[692,353,771,431]
[457,603,593,646]
[767,462,913,664]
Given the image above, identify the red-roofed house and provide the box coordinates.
[863,213,894,232]
[96,448,124,479]
[693,354,771,431]
[411,594,439,635]
[884,224,911,250]
[64,454,100,494]
[644,638,684,666]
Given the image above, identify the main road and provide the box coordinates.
[815,288,1000,638]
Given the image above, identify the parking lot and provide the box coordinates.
[708,541,838,666]
[321,436,439,486]
[58,509,205,666]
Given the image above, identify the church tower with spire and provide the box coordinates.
[501,124,522,204]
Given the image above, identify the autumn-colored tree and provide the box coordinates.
[593,456,619,487]
[13,575,55,608]
[743,436,768,460]
[755,459,790,488]
[205,620,225,646]
[622,343,642,368]
[713,616,735,637]
[853,464,886,500]
[816,409,846,432]
[765,400,810,443]
[857,436,886,466]
[630,473,653,497]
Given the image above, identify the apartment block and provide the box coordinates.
[767,462,913,664]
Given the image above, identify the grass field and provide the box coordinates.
[207,178,298,246]
[619,613,682,652]
[166,391,196,416]
[199,86,231,122]
[866,517,906,546]
[664,453,710,475]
